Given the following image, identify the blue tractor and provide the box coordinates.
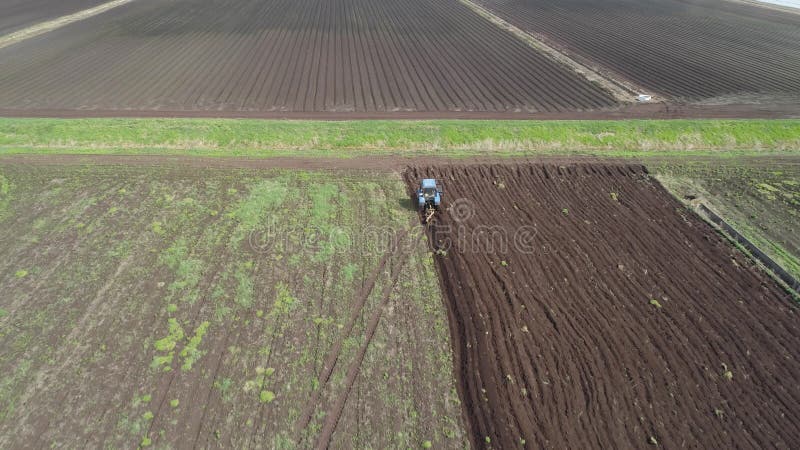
[417,178,443,223]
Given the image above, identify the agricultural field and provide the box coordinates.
[474,0,800,101]
[655,158,800,280]
[1,142,799,448]
[405,163,800,449]
[0,164,468,448]
[0,0,109,35]
[0,0,799,445]
[0,0,616,115]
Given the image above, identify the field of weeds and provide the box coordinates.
[0,164,467,448]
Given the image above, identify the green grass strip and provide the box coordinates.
[0,118,799,158]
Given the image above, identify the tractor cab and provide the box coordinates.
[417,179,443,216]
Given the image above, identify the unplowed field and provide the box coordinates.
[0,0,616,114]
[475,0,800,100]
[0,165,468,448]
[0,0,109,35]
[405,164,800,449]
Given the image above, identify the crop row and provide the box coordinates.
[475,0,800,99]
[0,0,617,113]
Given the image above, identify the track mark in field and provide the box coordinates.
[0,0,617,112]
[293,224,411,437]
[473,0,800,100]
[457,0,645,103]
[0,0,135,50]
[313,230,424,450]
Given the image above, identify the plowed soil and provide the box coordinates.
[404,164,800,449]
[474,0,800,101]
[0,0,615,114]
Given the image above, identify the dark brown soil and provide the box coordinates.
[0,100,799,119]
[654,161,800,281]
[3,0,800,118]
[474,0,800,101]
[0,0,616,114]
[404,163,800,449]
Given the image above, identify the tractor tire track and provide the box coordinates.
[473,0,800,100]
[313,230,424,449]
[293,223,411,438]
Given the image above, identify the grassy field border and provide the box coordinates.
[1,118,799,158]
